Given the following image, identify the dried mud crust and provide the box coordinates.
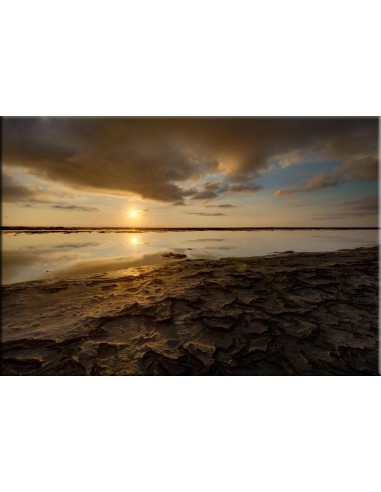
[1,247,379,375]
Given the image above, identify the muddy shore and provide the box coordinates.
[1,247,378,375]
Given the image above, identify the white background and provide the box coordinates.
[1,1,380,491]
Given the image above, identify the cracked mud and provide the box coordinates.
[1,247,378,375]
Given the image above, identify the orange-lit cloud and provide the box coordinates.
[274,189,296,198]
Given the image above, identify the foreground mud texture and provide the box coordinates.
[2,247,378,375]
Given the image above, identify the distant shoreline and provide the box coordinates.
[2,226,379,232]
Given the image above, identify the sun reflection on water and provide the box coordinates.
[130,236,140,245]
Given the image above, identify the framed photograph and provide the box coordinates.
[2,117,378,375]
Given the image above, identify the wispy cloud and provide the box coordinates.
[205,203,237,208]
[52,204,99,212]
[313,195,378,221]
[335,195,378,214]
[303,173,341,191]
[186,212,225,216]
[274,189,296,198]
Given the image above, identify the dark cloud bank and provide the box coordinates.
[3,118,378,204]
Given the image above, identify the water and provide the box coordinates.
[2,229,378,284]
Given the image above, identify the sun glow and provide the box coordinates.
[129,209,138,218]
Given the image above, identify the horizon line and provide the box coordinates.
[1,226,379,230]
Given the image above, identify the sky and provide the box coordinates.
[2,117,379,227]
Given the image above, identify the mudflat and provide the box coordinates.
[1,246,378,375]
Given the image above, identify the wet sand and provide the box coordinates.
[1,246,378,375]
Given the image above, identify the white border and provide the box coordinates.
[1,1,380,491]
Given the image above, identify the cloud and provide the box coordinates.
[205,203,237,208]
[191,181,227,200]
[338,155,378,181]
[3,117,377,204]
[303,173,341,191]
[186,212,225,216]
[312,195,378,221]
[312,216,344,221]
[204,181,222,191]
[275,149,316,168]
[3,118,218,204]
[336,195,378,214]
[2,170,99,211]
[52,204,99,212]
[2,172,48,202]
[2,169,84,209]
[274,189,296,198]
[192,190,219,200]
[227,183,263,193]
[274,154,378,197]
[303,155,378,192]
[191,180,262,201]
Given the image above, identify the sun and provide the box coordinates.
[129,210,138,218]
